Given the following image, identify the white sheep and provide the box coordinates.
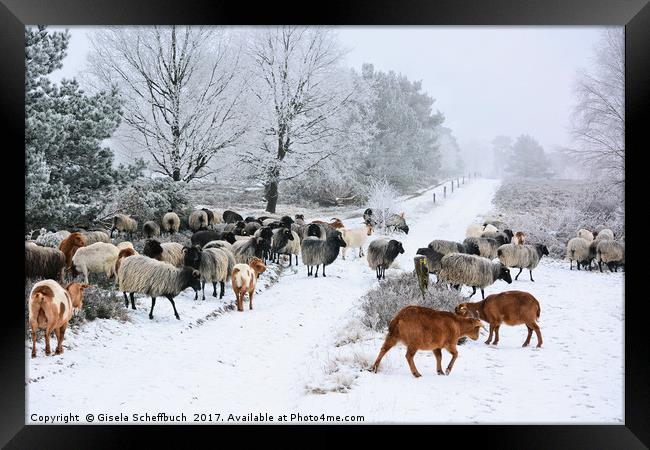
[594,228,614,241]
[465,224,485,238]
[566,237,593,270]
[577,228,594,241]
[71,242,121,283]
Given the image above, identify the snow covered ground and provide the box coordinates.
[26,178,623,424]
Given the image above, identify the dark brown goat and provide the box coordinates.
[58,232,87,272]
[372,305,483,378]
[455,290,542,347]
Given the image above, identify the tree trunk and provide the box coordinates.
[265,180,279,213]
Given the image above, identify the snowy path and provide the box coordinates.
[26,179,623,424]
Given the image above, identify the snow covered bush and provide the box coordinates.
[71,288,130,324]
[105,178,193,225]
[491,178,624,258]
[360,271,465,331]
[366,177,399,234]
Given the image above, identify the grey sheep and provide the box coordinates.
[142,239,185,268]
[117,255,201,319]
[231,236,265,264]
[367,239,405,281]
[594,228,614,241]
[203,240,233,250]
[143,221,161,239]
[595,240,624,272]
[437,253,513,299]
[497,243,549,282]
[463,237,501,259]
[162,211,181,234]
[566,237,593,271]
[189,210,209,232]
[481,230,512,244]
[25,242,65,282]
[82,230,111,245]
[301,231,347,277]
[416,247,445,274]
[111,214,138,239]
[182,246,230,300]
[271,228,299,266]
[385,213,409,234]
[428,239,479,256]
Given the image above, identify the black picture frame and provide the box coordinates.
[3,0,648,447]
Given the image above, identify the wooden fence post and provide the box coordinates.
[451,181,454,193]
[433,192,436,204]
[444,186,447,198]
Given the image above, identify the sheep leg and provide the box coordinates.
[123,291,129,308]
[598,260,603,272]
[481,288,485,300]
[523,325,534,347]
[201,281,206,301]
[166,295,180,320]
[485,324,494,345]
[149,297,156,320]
[249,290,254,310]
[570,260,573,270]
[405,347,422,378]
[341,247,346,260]
[30,321,38,358]
[515,268,523,280]
[529,270,535,282]
[295,255,298,265]
[212,282,218,298]
[219,281,225,299]
[130,293,136,310]
[376,267,381,281]
[371,334,397,373]
[322,264,326,277]
[314,265,319,278]
[433,349,444,375]
[468,286,477,298]
[444,344,459,375]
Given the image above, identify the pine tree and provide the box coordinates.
[25,26,138,232]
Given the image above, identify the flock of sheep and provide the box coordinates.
[25,203,623,377]
[371,218,622,377]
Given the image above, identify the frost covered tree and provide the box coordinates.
[359,63,444,191]
[366,177,399,234]
[242,27,365,213]
[437,127,465,178]
[25,26,133,231]
[505,135,553,179]
[491,135,512,178]
[88,26,248,182]
[569,28,624,184]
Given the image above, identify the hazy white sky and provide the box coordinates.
[48,26,610,152]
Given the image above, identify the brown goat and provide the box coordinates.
[310,218,345,229]
[59,232,87,272]
[455,290,542,347]
[372,305,484,377]
[29,280,90,357]
[231,257,266,312]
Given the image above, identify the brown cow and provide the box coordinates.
[455,290,542,347]
[372,305,483,378]
[29,280,90,357]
